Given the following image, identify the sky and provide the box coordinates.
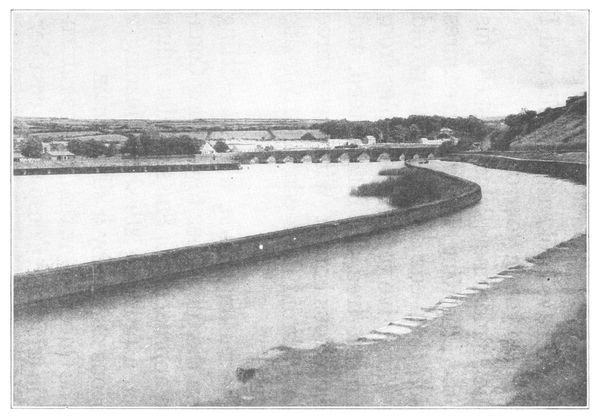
[12,11,588,120]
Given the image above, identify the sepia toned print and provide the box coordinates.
[12,10,587,407]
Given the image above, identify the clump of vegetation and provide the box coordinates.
[122,129,199,156]
[19,138,43,158]
[313,114,490,145]
[68,139,116,158]
[351,167,445,208]
[212,140,230,153]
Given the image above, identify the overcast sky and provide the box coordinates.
[12,11,588,120]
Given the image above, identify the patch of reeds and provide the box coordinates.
[351,167,454,208]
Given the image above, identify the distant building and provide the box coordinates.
[41,141,75,160]
[363,135,376,145]
[420,138,445,146]
[436,128,459,145]
[201,142,216,154]
[42,150,75,161]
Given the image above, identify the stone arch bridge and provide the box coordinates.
[233,145,439,164]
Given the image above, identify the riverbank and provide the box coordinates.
[14,166,481,305]
[442,152,586,184]
[212,234,587,406]
[13,155,240,175]
[465,151,586,164]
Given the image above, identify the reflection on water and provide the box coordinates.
[13,162,586,406]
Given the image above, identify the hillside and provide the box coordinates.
[509,94,587,151]
[485,93,586,151]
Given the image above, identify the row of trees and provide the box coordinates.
[67,139,117,158]
[18,137,121,158]
[122,132,199,156]
[312,115,491,145]
[17,131,232,158]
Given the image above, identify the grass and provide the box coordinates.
[351,166,469,208]
[508,303,587,406]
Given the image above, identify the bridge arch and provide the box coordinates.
[283,156,295,164]
[413,154,420,160]
[249,156,260,164]
[266,156,277,164]
[357,152,370,163]
[338,153,350,163]
[428,153,435,160]
[319,154,331,163]
[301,155,313,163]
[399,153,406,161]
[377,152,391,162]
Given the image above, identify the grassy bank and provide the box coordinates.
[508,303,586,406]
[351,166,473,208]
[211,235,587,406]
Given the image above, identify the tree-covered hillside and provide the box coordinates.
[312,115,491,146]
[487,93,586,151]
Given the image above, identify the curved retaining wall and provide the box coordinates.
[14,168,482,305]
[442,153,586,184]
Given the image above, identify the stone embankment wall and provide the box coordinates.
[13,162,241,175]
[14,168,481,305]
[443,153,586,184]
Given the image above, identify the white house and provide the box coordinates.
[201,142,216,154]
[364,135,377,146]
[420,138,445,146]
[42,149,75,161]
[41,141,75,161]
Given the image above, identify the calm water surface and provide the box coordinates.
[13,161,586,406]
[13,163,393,273]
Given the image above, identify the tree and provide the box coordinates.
[408,124,422,142]
[20,138,43,158]
[122,135,144,156]
[213,141,230,153]
[67,139,108,158]
[390,125,410,143]
[300,132,316,140]
[105,143,118,157]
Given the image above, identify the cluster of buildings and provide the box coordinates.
[13,140,76,162]
[40,141,76,161]
[419,128,459,146]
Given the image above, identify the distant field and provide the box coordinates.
[70,134,129,143]
[208,130,273,141]
[29,131,102,139]
[160,131,208,140]
[271,129,328,140]
[14,117,330,134]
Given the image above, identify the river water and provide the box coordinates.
[13,163,394,273]
[13,161,586,406]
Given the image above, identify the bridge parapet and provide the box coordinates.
[233,145,439,164]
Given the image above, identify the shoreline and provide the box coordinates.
[13,166,481,305]
[442,153,586,184]
[212,234,587,406]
